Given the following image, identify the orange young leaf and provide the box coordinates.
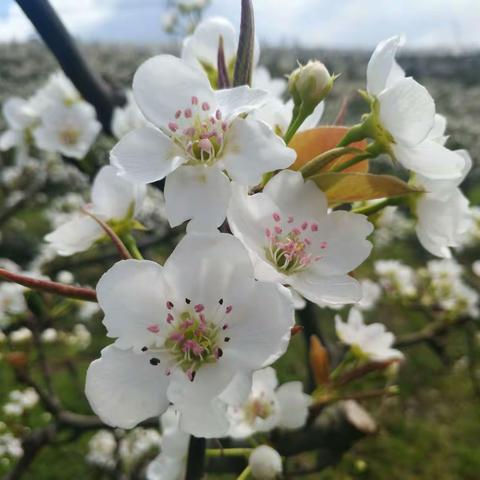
[289,126,369,173]
[311,172,422,205]
[309,335,330,386]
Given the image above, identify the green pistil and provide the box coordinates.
[165,314,221,374]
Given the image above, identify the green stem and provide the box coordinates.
[283,111,307,145]
[122,233,144,260]
[206,448,252,458]
[352,197,401,216]
[300,146,364,178]
[330,152,372,172]
[237,465,252,480]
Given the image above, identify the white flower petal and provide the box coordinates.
[215,86,268,120]
[263,170,328,220]
[292,273,362,305]
[0,130,21,151]
[226,282,294,369]
[308,210,373,275]
[300,101,325,131]
[96,260,169,351]
[162,232,255,312]
[367,35,405,95]
[3,97,37,130]
[228,183,280,259]
[393,140,465,180]
[378,77,435,146]
[91,165,145,219]
[223,117,296,185]
[133,55,215,130]
[276,381,311,430]
[111,126,185,184]
[85,345,169,429]
[44,215,103,256]
[415,149,471,195]
[164,164,231,231]
[181,16,238,70]
[428,113,448,144]
[253,66,287,98]
[416,188,470,258]
[167,366,238,438]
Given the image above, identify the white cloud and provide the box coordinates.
[0,0,479,50]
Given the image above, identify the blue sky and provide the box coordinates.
[1,0,479,51]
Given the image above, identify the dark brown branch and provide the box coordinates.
[4,424,57,480]
[0,268,97,302]
[395,315,471,348]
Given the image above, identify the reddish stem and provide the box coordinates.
[0,269,97,302]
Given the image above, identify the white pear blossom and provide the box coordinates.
[118,428,161,468]
[32,71,81,111]
[33,102,101,159]
[146,408,189,480]
[421,259,479,317]
[0,96,39,164]
[0,433,23,459]
[335,308,403,362]
[358,279,382,311]
[4,388,40,417]
[367,36,465,180]
[227,170,373,306]
[254,95,324,137]
[0,282,27,326]
[228,367,311,438]
[45,165,145,256]
[249,445,283,480]
[64,324,92,350]
[9,327,33,344]
[86,430,117,470]
[181,16,259,78]
[85,233,294,437]
[40,327,58,344]
[414,150,472,258]
[372,205,413,247]
[111,90,148,139]
[111,54,295,231]
[374,259,417,298]
[253,66,287,98]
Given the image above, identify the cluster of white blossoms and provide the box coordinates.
[0,8,478,478]
[0,71,101,162]
[419,259,479,318]
[80,16,386,438]
[373,258,479,318]
[0,428,23,460]
[86,427,161,472]
[2,388,39,417]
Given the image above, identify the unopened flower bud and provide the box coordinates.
[288,60,334,112]
[249,445,283,479]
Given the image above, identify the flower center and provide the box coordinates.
[264,212,327,275]
[244,395,275,425]
[59,128,80,146]
[167,96,227,165]
[144,298,233,382]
